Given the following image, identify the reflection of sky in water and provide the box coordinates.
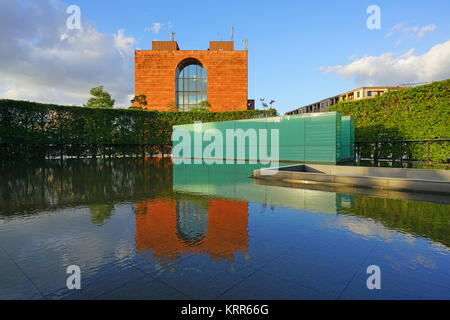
[0,159,449,299]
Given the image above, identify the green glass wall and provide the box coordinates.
[341,116,355,161]
[173,112,355,164]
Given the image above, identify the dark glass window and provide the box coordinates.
[176,60,207,111]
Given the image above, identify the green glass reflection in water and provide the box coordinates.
[173,162,450,247]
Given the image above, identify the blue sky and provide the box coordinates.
[1,0,449,113]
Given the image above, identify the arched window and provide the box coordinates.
[175,200,208,245]
[176,59,207,111]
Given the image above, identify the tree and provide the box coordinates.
[199,100,211,111]
[131,95,148,109]
[85,86,115,108]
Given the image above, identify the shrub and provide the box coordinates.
[328,79,450,162]
[0,99,276,159]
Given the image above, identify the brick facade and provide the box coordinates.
[135,41,248,112]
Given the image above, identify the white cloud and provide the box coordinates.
[334,216,397,240]
[320,40,450,85]
[114,29,136,59]
[145,22,163,34]
[386,23,403,38]
[0,0,136,107]
[386,22,437,41]
[417,24,437,39]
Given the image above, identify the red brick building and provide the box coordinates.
[134,41,248,112]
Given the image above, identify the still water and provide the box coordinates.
[0,158,449,300]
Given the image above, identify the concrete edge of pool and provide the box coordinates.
[251,164,450,195]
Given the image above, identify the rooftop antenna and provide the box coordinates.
[170,32,175,41]
[231,26,234,41]
[243,38,248,50]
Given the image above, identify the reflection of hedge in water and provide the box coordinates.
[329,79,450,162]
[89,204,115,226]
[340,195,450,247]
[0,100,276,160]
[0,158,175,216]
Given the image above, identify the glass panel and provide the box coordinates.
[189,79,197,92]
[186,92,194,105]
[202,79,207,92]
[194,64,199,77]
[188,65,195,78]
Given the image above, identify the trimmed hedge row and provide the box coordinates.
[0,99,276,159]
[328,79,450,162]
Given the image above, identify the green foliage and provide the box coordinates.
[0,99,276,159]
[328,79,450,162]
[85,86,115,108]
[131,95,147,108]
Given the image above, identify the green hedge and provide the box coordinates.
[0,100,276,159]
[328,79,450,162]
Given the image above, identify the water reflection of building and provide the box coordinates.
[135,198,248,266]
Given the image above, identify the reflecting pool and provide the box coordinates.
[0,158,449,300]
